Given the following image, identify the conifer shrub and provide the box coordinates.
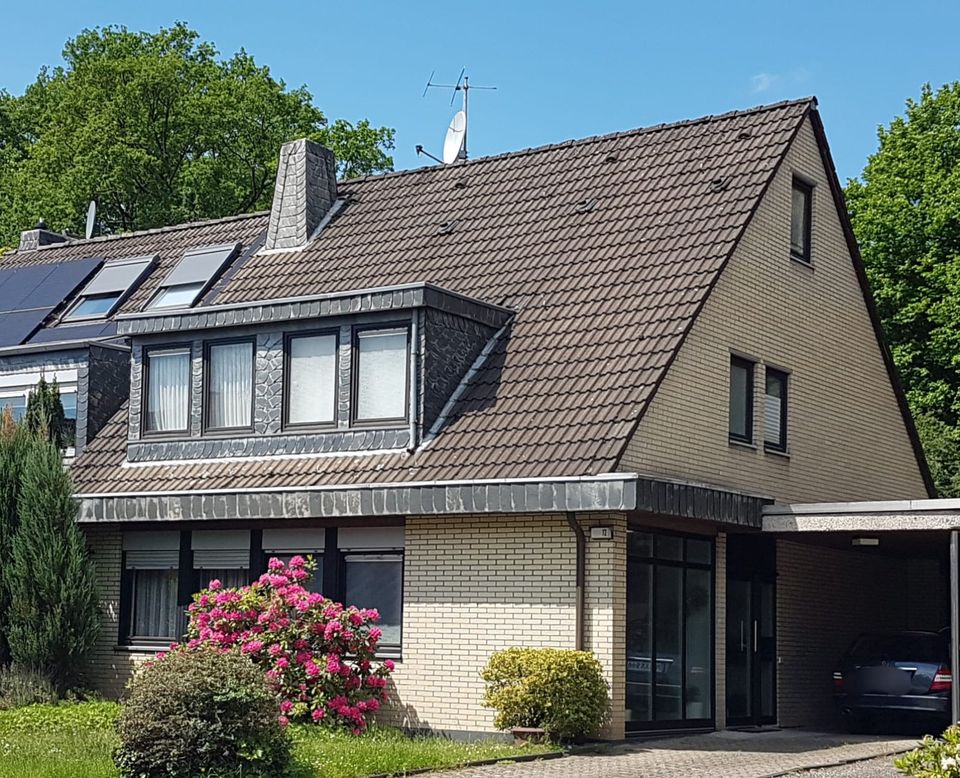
[0,417,29,666]
[481,647,610,742]
[3,437,99,691]
[114,648,292,778]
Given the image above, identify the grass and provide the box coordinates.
[0,702,559,778]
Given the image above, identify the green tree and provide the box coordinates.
[0,419,29,665]
[0,23,394,244]
[23,376,67,450]
[4,436,99,691]
[845,83,960,496]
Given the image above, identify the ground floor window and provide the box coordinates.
[626,529,714,730]
[119,526,404,655]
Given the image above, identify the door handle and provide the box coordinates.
[753,620,759,653]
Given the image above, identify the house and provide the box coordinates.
[1,97,939,739]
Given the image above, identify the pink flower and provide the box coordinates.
[311,708,325,722]
[268,643,283,657]
[275,657,289,670]
[268,557,285,571]
[288,555,306,568]
[278,715,289,728]
[383,659,395,672]
[280,700,294,713]
[208,579,222,591]
[241,640,263,654]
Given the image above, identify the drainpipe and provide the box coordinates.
[566,511,586,651]
[407,312,420,452]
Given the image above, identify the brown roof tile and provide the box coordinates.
[69,99,812,495]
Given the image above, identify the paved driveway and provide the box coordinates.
[446,730,916,778]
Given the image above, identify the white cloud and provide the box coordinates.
[750,73,780,93]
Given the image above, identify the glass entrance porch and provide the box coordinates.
[626,529,714,731]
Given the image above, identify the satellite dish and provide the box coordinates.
[443,110,467,165]
[85,201,97,240]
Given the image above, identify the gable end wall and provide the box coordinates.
[620,117,927,503]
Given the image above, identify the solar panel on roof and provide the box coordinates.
[0,257,101,347]
[28,320,118,345]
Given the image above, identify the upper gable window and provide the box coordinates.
[205,340,255,431]
[728,356,754,445]
[764,367,789,453]
[790,177,813,263]
[144,346,191,434]
[147,243,239,310]
[64,256,155,321]
[354,327,409,423]
[285,332,338,427]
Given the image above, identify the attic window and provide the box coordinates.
[147,243,240,310]
[64,255,156,321]
[790,177,813,262]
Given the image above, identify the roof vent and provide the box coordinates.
[737,130,752,140]
[604,154,619,163]
[574,198,596,214]
[436,221,458,235]
[18,219,69,252]
[710,177,730,193]
[264,138,338,252]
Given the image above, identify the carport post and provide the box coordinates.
[952,530,960,724]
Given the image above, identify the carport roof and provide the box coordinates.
[763,499,960,533]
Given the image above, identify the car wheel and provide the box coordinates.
[844,711,873,734]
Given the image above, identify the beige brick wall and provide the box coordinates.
[620,117,927,504]
[776,539,945,728]
[83,514,628,739]
[82,526,151,697]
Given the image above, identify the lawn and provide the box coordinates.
[0,701,558,778]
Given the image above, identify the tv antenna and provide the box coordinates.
[417,69,497,164]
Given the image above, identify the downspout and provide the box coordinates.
[407,311,420,452]
[566,511,586,651]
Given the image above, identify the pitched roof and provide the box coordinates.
[69,98,814,495]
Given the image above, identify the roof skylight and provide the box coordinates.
[147,243,240,310]
[63,255,156,322]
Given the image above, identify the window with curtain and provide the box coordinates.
[130,569,179,639]
[764,368,788,452]
[344,553,403,649]
[728,356,754,444]
[61,390,77,450]
[286,333,337,426]
[354,328,408,422]
[145,347,191,433]
[206,341,254,430]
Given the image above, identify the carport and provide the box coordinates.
[763,498,960,723]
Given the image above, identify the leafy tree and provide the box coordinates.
[0,23,394,244]
[0,421,29,665]
[845,83,960,496]
[3,435,99,691]
[23,376,67,450]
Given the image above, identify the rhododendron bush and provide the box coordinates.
[160,556,393,734]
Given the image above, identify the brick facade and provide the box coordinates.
[619,117,928,504]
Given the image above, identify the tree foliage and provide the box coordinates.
[3,437,99,692]
[0,23,394,245]
[0,423,29,666]
[846,84,960,496]
[23,377,67,450]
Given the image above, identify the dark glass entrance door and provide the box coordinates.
[726,536,776,726]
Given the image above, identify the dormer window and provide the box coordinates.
[144,346,191,434]
[285,332,338,427]
[147,243,240,310]
[64,255,155,321]
[353,327,409,424]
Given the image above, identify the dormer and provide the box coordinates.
[116,283,512,463]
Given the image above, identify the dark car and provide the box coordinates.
[834,630,951,732]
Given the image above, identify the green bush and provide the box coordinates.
[114,648,292,777]
[896,725,960,776]
[481,647,609,742]
[0,664,58,709]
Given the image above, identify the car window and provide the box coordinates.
[848,633,947,662]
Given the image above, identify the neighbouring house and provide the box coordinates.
[0,97,941,739]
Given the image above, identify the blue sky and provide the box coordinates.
[1,1,957,181]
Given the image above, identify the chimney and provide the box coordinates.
[18,219,69,252]
[265,138,338,251]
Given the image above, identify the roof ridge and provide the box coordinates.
[340,96,818,186]
[13,210,270,255]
